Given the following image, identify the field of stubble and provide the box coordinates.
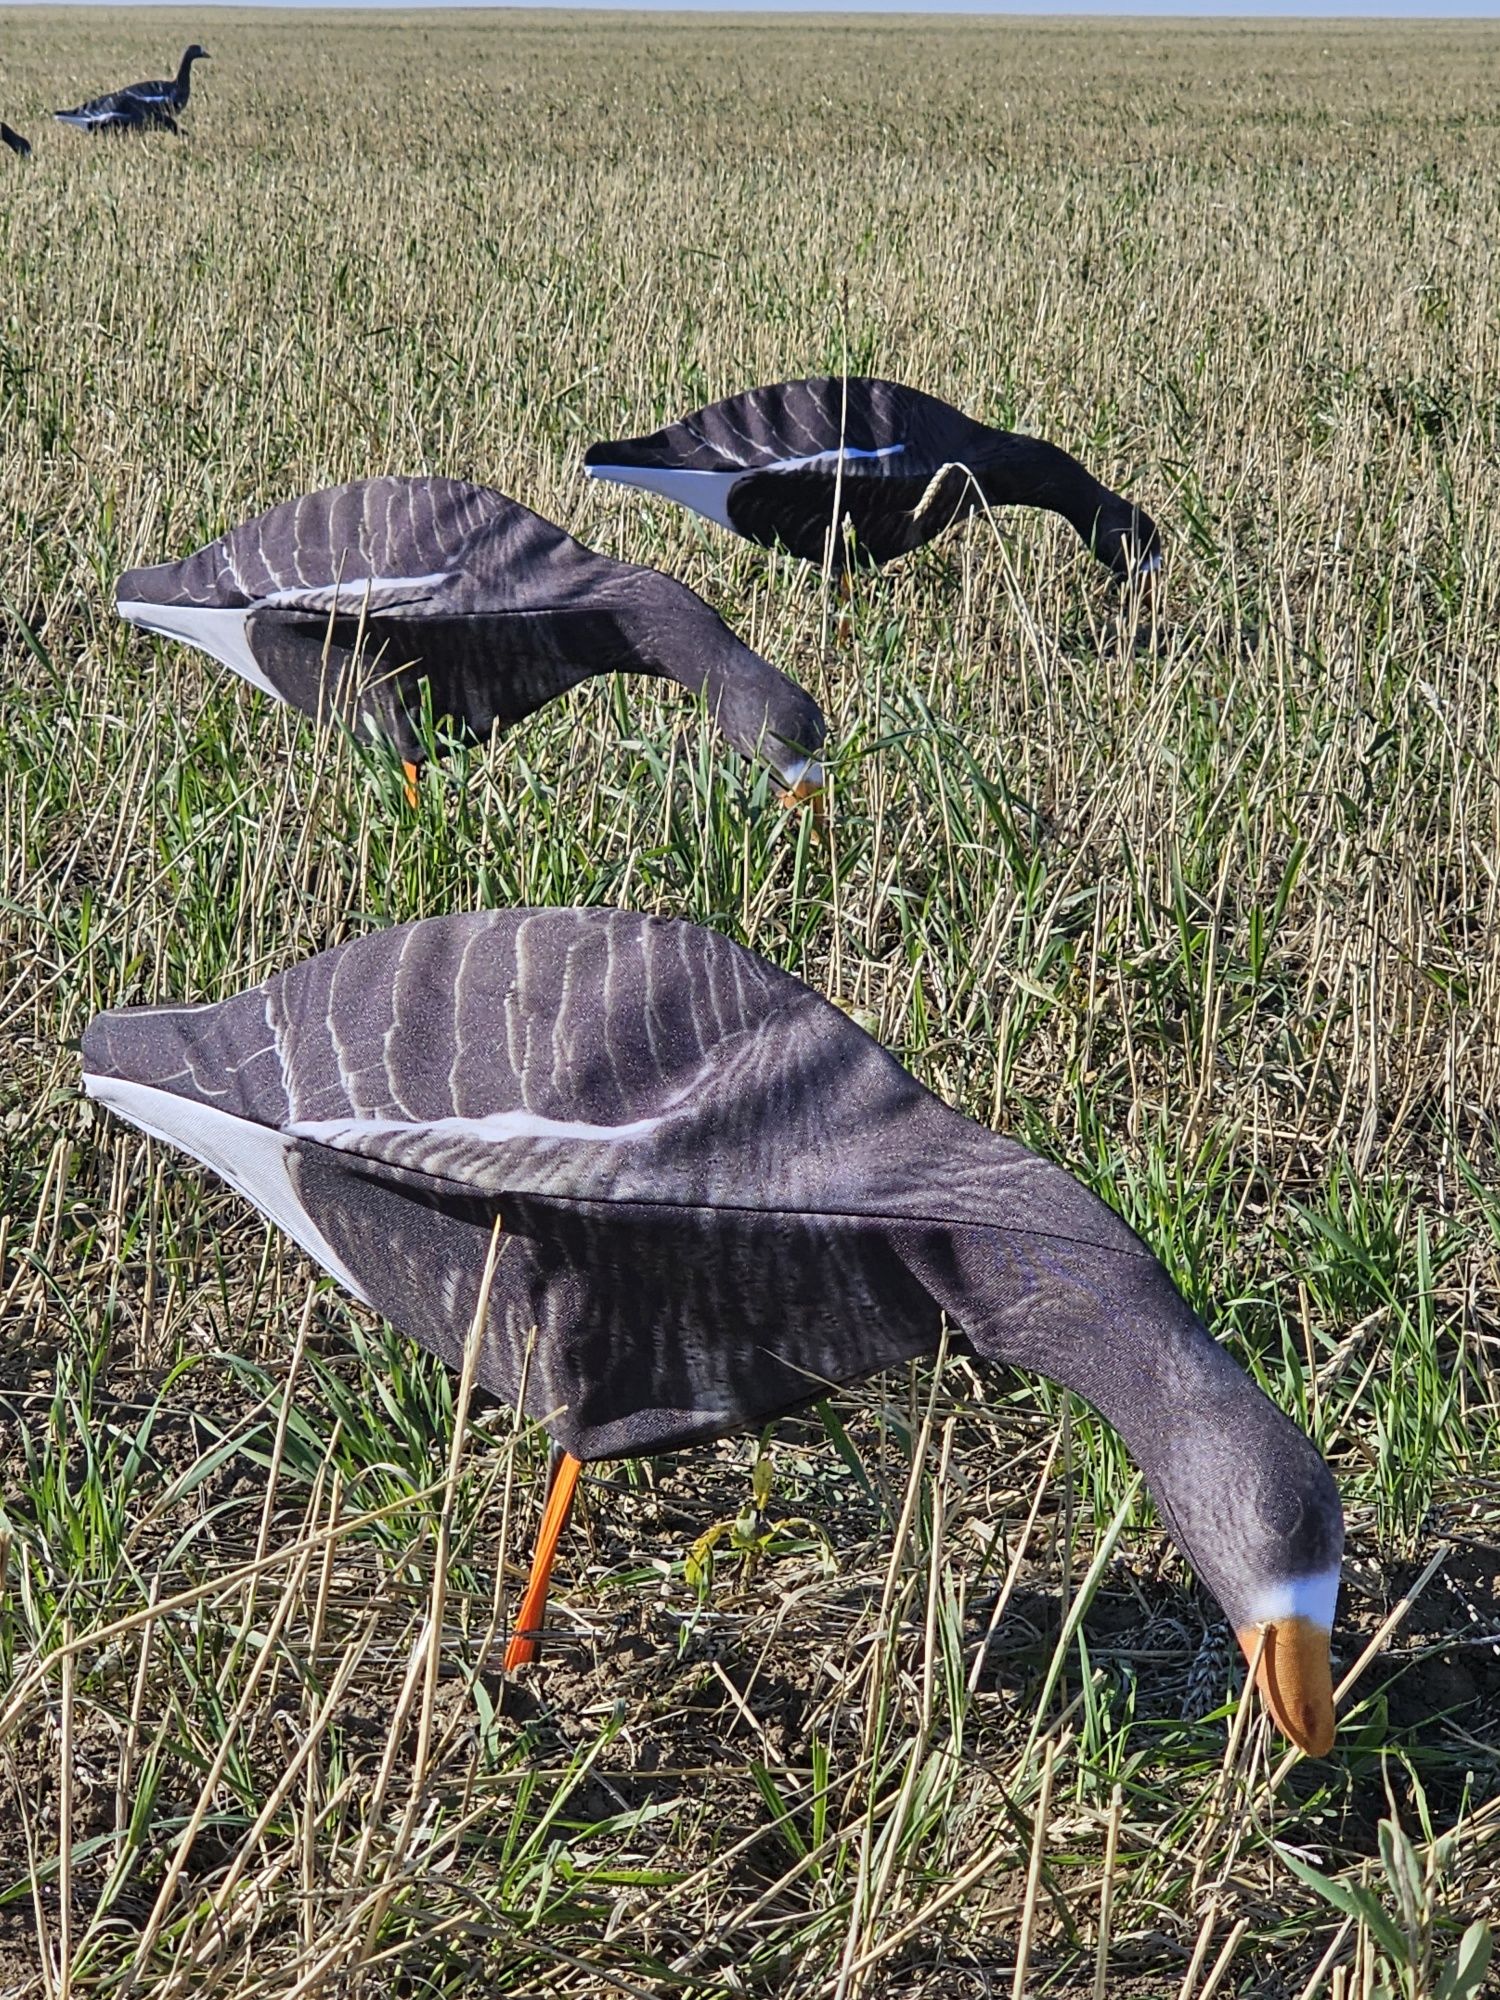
[2,9,1499,1996]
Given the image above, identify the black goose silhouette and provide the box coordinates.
[587,376,1160,579]
[56,45,208,134]
[116,476,825,805]
[1,123,30,158]
[83,906,1341,1754]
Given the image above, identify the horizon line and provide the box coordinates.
[11,0,1500,18]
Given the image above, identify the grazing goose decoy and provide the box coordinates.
[116,477,825,806]
[84,907,1342,1752]
[586,376,1160,581]
[55,44,209,134]
[1,123,31,158]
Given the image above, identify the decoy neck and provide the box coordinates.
[178,47,209,94]
[620,577,825,798]
[913,1222,1341,1754]
[968,434,1160,580]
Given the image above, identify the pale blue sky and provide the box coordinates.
[14,0,1500,15]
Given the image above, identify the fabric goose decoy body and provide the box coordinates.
[586,376,1161,580]
[84,907,1342,1755]
[116,477,825,800]
[55,45,208,133]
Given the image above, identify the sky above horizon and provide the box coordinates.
[13,0,1500,16]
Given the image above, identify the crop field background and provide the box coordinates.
[2,6,1500,1995]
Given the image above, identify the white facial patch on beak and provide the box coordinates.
[1242,1565,1340,1634]
[771,753,825,797]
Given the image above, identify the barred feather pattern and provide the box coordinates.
[115,478,823,774]
[83,907,1341,1632]
[586,376,1159,572]
[55,46,206,131]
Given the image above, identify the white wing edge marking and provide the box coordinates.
[83,1073,372,1304]
[762,443,906,473]
[1243,1566,1340,1631]
[117,600,281,700]
[288,1107,667,1150]
[586,448,905,530]
[257,572,455,612]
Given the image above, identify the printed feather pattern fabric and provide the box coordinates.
[587,376,1156,571]
[117,478,823,774]
[83,908,1160,1460]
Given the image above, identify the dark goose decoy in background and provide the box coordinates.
[83,907,1342,1752]
[586,376,1160,580]
[55,44,209,134]
[116,477,825,806]
[2,123,31,158]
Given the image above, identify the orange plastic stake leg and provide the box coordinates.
[504,1449,583,1670]
[401,760,421,809]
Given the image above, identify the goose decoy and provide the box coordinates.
[116,477,825,807]
[55,45,208,134]
[586,376,1161,581]
[83,907,1342,1753]
[1,123,31,158]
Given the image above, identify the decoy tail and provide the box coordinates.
[1,123,30,158]
[504,1448,583,1669]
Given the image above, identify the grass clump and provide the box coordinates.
[2,11,1499,1995]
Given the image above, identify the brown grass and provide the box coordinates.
[2,10,1499,1996]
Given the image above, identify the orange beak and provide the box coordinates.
[776,773,827,820]
[1237,1617,1336,1756]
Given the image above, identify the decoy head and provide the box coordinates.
[1153,1395,1343,1756]
[184,46,210,64]
[721,673,826,808]
[1093,499,1161,585]
[645,584,828,806]
[933,1230,1342,1756]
